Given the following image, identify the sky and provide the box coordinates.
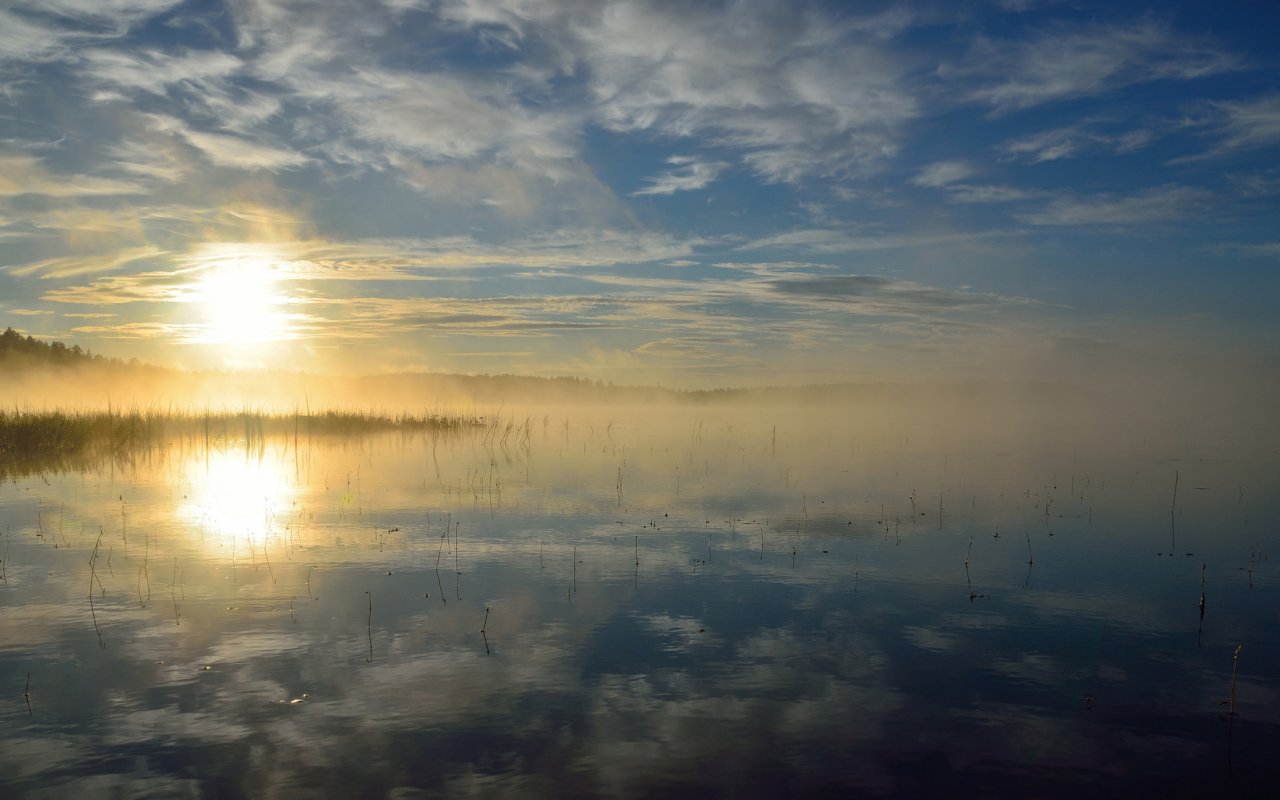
[1,0,1278,387]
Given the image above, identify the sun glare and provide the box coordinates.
[179,447,301,548]
[197,259,287,344]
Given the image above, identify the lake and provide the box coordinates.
[1,407,1275,798]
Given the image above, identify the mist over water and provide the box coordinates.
[3,0,1279,792]
[1,398,1276,797]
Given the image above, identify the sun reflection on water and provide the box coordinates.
[179,448,302,547]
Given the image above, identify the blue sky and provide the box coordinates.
[1,0,1278,385]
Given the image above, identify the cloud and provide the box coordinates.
[0,1,184,63]
[911,161,976,188]
[943,184,1039,203]
[1179,94,1280,160]
[635,336,752,361]
[998,124,1158,162]
[214,3,586,179]
[69,321,191,339]
[299,68,579,175]
[1016,185,1209,226]
[15,0,183,25]
[146,115,310,171]
[34,230,713,306]
[633,156,729,195]
[0,9,73,62]
[954,20,1239,113]
[1205,242,1280,258]
[4,246,169,279]
[1228,170,1280,198]
[0,154,148,197]
[740,228,1005,254]
[217,1,921,186]
[761,274,990,315]
[569,1,919,182]
[80,48,243,96]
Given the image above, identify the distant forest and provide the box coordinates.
[0,327,126,366]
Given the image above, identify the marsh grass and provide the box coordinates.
[0,405,487,480]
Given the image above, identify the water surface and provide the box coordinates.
[1,409,1276,797]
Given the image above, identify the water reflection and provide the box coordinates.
[0,409,1276,797]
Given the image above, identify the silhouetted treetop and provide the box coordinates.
[0,328,121,366]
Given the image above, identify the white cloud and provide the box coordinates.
[146,115,309,171]
[5,246,169,279]
[1229,170,1280,198]
[911,161,976,188]
[1180,94,1280,160]
[219,3,584,180]
[0,154,148,196]
[0,9,71,62]
[740,228,1006,254]
[998,124,1158,162]
[0,1,184,64]
[1016,185,1209,226]
[218,1,922,185]
[15,0,183,25]
[80,48,243,96]
[633,156,728,195]
[582,3,917,182]
[955,21,1239,113]
[944,184,1038,203]
[1214,94,1280,151]
[425,0,917,184]
[998,124,1100,160]
[1206,241,1280,258]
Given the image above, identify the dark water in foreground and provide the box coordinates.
[1,410,1276,798]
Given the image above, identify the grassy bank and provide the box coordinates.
[0,406,491,480]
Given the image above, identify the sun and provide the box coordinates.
[196,259,287,344]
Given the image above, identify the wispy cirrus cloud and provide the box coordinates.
[635,336,755,360]
[1204,241,1280,258]
[4,245,168,279]
[633,156,729,195]
[944,184,1041,204]
[0,8,74,62]
[951,20,1239,113]
[908,161,1041,202]
[17,0,184,26]
[1177,94,1280,161]
[34,229,714,307]
[739,228,1008,254]
[145,114,309,171]
[0,154,148,197]
[1016,185,1210,226]
[751,273,1035,318]
[0,0,184,64]
[579,2,919,182]
[79,47,243,97]
[998,124,1159,162]
[910,161,976,188]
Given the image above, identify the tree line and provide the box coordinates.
[0,327,124,366]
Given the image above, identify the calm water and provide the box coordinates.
[1,409,1276,798]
